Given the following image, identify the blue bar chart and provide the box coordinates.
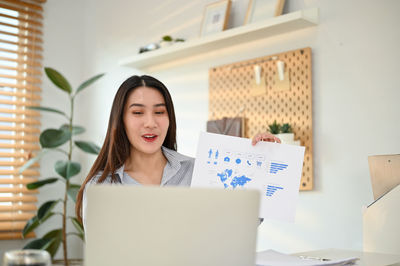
[266,185,284,197]
[269,162,288,174]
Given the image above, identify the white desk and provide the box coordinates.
[292,249,400,266]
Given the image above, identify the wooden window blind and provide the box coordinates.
[0,0,44,240]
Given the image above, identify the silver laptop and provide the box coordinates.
[84,186,260,266]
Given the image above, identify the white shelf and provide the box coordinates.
[120,8,318,70]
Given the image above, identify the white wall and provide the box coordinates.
[2,0,399,260]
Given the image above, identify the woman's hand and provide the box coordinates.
[251,132,281,145]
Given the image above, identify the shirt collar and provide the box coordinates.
[115,164,125,182]
[161,146,191,185]
[116,147,191,185]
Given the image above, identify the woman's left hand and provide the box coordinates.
[251,132,281,145]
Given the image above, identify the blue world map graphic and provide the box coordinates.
[217,169,252,189]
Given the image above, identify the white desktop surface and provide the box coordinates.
[292,249,400,266]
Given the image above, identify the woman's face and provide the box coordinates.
[123,86,169,156]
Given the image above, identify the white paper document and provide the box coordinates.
[191,132,305,222]
[256,250,359,266]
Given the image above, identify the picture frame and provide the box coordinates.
[200,0,231,37]
[244,0,285,25]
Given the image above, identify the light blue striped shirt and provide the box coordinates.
[82,146,195,228]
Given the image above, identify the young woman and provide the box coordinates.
[75,75,281,226]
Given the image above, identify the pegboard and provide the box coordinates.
[208,47,313,190]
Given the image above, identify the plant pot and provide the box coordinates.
[52,259,83,266]
[275,133,300,145]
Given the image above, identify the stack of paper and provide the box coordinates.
[256,250,358,266]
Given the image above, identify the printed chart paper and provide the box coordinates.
[191,132,305,222]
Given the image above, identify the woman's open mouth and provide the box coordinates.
[142,134,158,143]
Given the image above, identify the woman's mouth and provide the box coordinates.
[142,134,158,143]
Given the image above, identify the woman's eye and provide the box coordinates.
[132,111,143,115]
[155,111,165,115]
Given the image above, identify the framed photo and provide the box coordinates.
[244,0,285,25]
[200,0,231,37]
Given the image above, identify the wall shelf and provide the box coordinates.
[120,8,318,70]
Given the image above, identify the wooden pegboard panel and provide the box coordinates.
[209,47,313,190]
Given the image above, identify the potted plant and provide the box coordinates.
[268,121,299,145]
[276,123,294,143]
[159,35,185,48]
[19,67,104,266]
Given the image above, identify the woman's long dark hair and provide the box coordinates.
[75,75,177,222]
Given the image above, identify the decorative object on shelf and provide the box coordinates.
[244,0,285,24]
[159,35,185,48]
[138,42,160,54]
[200,0,231,37]
[19,67,104,266]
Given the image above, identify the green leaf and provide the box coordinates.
[22,216,39,237]
[37,200,59,220]
[23,238,53,250]
[67,183,81,202]
[70,217,85,240]
[19,150,48,173]
[75,73,105,95]
[43,229,63,258]
[60,124,85,135]
[75,140,101,154]
[40,129,71,148]
[45,67,72,94]
[27,178,59,190]
[27,106,67,118]
[55,160,81,179]
[22,212,55,237]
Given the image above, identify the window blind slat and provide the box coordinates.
[0,83,41,91]
[0,90,42,99]
[0,161,39,167]
[0,187,38,194]
[0,169,40,176]
[0,47,43,60]
[0,126,40,134]
[0,39,42,51]
[0,203,37,212]
[0,212,35,221]
[0,221,28,230]
[0,177,38,184]
[0,21,42,35]
[0,116,40,124]
[0,2,43,19]
[0,56,42,68]
[0,65,41,75]
[0,108,40,116]
[0,29,42,43]
[0,195,37,203]
[0,12,42,27]
[0,231,35,240]
[3,0,43,11]
[0,134,39,142]
[0,143,40,150]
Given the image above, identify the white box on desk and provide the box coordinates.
[363,184,400,255]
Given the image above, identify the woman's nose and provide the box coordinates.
[144,114,157,128]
